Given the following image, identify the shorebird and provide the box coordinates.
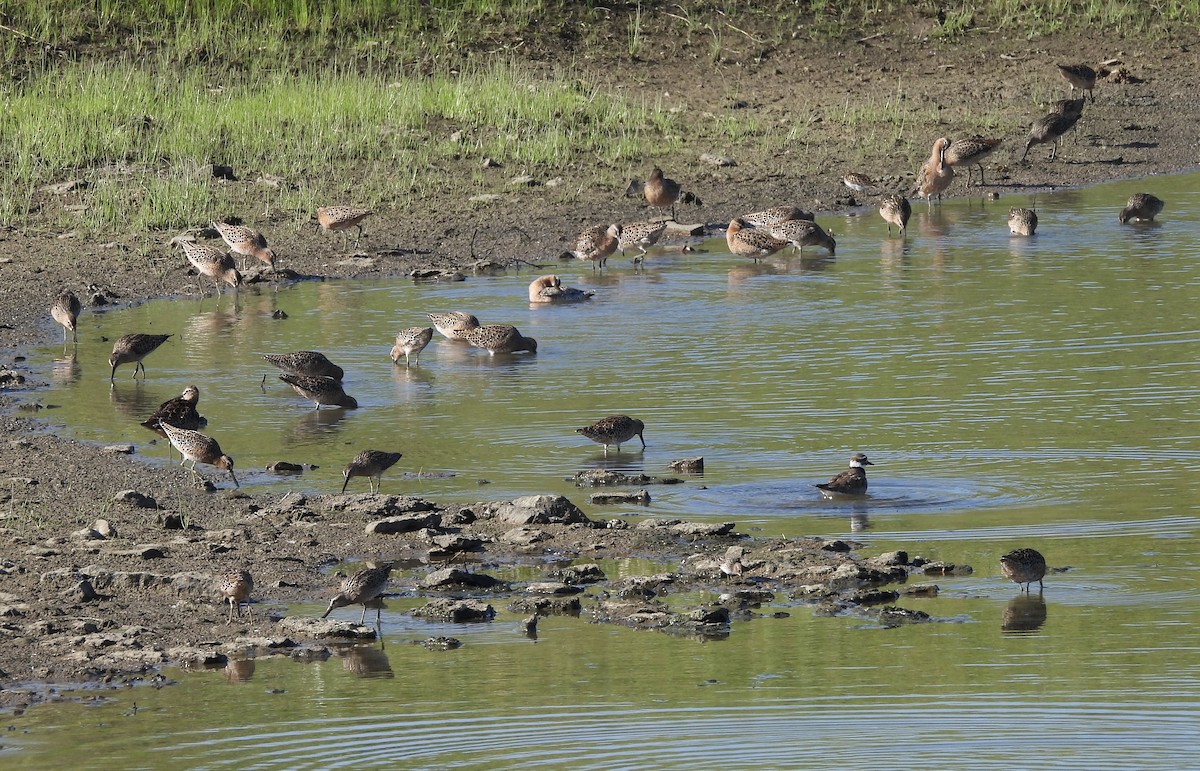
[279,374,359,409]
[141,384,206,436]
[390,327,434,366]
[322,564,393,625]
[726,218,789,262]
[263,351,344,381]
[1008,207,1039,236]
[464,324,538,355]
[572,223,622,270]
[575,415,646,456]
[528,275,594,304]
[179,240,242,294]
[1056,63,1098,101]
[211,221,275,272]
[815,453,873,497]
[109,333,172,382]
[770,218,836,256]
[428,311,482,340]
[1000,547,1047,592]
[912,137,954,207]
[341,450,403,494]
[50,290,83,344]
[617,221,668,258]
[720,546,745,577]
[219,570,254,623]
[643,166,702,221]
[1118,193,1164,223]
[843,172,875,194]
[1022,98,1084,161]
[740,206,814,228]
[943,136,1003,186]
[159,420,239,488]
[879,194,912,235]
[316,206,373,249]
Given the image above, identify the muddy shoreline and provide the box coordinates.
[3,29,1199,710]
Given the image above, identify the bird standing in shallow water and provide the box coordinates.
[879,194,912,236]
[1008,208,1038,236]
[50,290,83,344]
[159,420,239,488]
[390,327,434,366]
[279,374,359,409]
[464,324,538,355]
[141,384,206,436]
[770,219,836,256]
[572,223,622,270]
[316,206,374,249]
[617,221,668,258]
[219,570,254,623]
[576,415,646,456]
[1118,193,1164,223]
[740,206,814,228]
[342,450,403,494]
[816,454,873,497]
[179,240,242,295]
[1000,548,1047,592]
[1056,63,1097,101]
[528,275,593,304]
[942,136,1003,186]
[211,221,275,272]
[109,333,172,382]
[428,311,481,341]
[643,166,702,221]
[912,137,954,207]
[726,218,789,262]
[263,351,344,381]
[322,564,393,625]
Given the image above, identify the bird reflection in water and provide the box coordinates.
[108,381,158,421]
[340,644,394,678]
[50,352,81,386]
[223,658,256,683]
[281,406,354,445]
[1001,593,1047,634]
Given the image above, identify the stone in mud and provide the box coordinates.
[485,494,591,526]
[411,598,496,623]
[922,561,974,576]
[324,494,438,517]
[101,444,135,455]
[266,461,304,474]
[668,457,704,473]
[671,521,736,537]
[500,527,546,546]
[588,489,650,505]
[73,527,104,540]
[427,534,485,558]
[524,582,584,595]
[846,589,901,606]
[820,540,852,552]
[546,563,607,584]
[902,584,940,598]
[419,568,507,591]
[278,616,378,640]
[113,489,159,509]
[508,596,583,616]
[868,550,909,567]
[365,512,442,535]
[876,606,933,627]
[94,519,117,538]
[419,636,463,651]
[170,647,228,668]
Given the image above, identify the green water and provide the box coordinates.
[8,174,1200,767]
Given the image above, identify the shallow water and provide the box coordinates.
[10,173,1200,767]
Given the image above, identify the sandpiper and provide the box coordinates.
[618,221,668,258]
[322,564,393,625]
[219,570,254,623]
[643,166,702,221]
[464,324,538,355]
[528,275,594,304]
[1008,207,1039,236]
[912,137,954,207]
[428,311,482,340]
[879,194,912,235]
[141,384,206,436]
[575,415,646,456]
[815,453,873,497]
[263,351,344,381]
[179,240,242,294]
[1022,98,1084,161]
[390,327,434,366]
[211,221,275,272]
[1000,547,1047,592]
[943,136,1003,186]
[279,374,359,409]
[1118,193,1164,223]
[1056,63,1097,101]
[770,218,836,256]
[50,290,83,344]
[740,206,814,228]
[342,450,403,494]
[843,172,875,194]
[572,223,622,270]
[316,206,374,248]
[159,420,239,488]
[109,333,172,382]
[726,218,789,262]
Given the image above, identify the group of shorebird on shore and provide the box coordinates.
[44,63,1145,622]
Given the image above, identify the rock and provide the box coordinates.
[198,163,236,180]
[114,490,158,509]
[335,256,375,269]
[325,494,438,517]
[469,193,502,204]
[101,444,135,455]
[902,584,940,597]
[41,179,89,194]
[508,175,538,186]
[365,512,442,535]
[411,598,496,623]
[922,561,974,576]
[846,589,901,606]
[94,520,117,539]
[419,636,463,650]
[170,647,228,667]
[668,457,704,473]
[868,550,909,567]
[278,616,377,640]
[485,495,591,526]
[266,461,304,474]
[671,521,735,536]
[700,153,737,167]
[588,489,650,505]
[508,596,582,616]
[821,540,852,552]
[159,513,186,529]
[524,582,583,595]
[73,527,104,541]
[499,526,546,546]
[876,606,933,627]
[419,568,507,591]
[427,534,484,557]
[547,563,606,584]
